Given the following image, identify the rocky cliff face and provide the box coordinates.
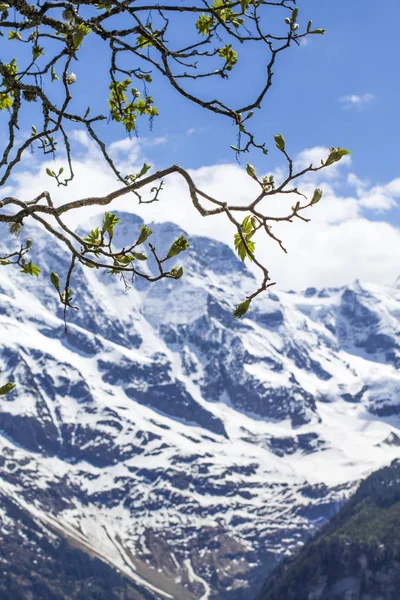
[257,459,400,600]
[0,212,399,599]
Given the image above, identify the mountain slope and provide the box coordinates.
[257,459,400,600]
[0,213,399,599]
[0,489,161,600]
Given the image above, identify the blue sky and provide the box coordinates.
[65,0,399,221]
[2,1,400,291]
[84,0,398,184]
[2,0,398,181]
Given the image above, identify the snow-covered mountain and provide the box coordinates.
[0,212,399,599]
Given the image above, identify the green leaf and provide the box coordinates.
[72,23,91,49]
[102,212,120,236]
[32,45,45,60]
[274,133,286,152]
[234,215,256,262]
[234,235,255,262]
[292,7,299,21]
[218,44,238,69]
[50,271,60,292]
[51,67,59,81]
[84,227,100,246]
[170,266,184,279]
[0,382,16,396]
[3,58,17,78]
[196,13,213,36]
[325,147,351,167]
[0,4,10,12]
[241,215,254,234]
[310,188,323,205]
[309,28,326,35]
[135,225,153,246]
[46,168,55,178]
[115,254,133,265]
[246,163,257,180]
[8,31,23,41]
[132,252,147,261]
[137,163,151,178]
[166,235,190,260]
[0,93,13,111]
[20,261,40,277]
[233,299,251,318]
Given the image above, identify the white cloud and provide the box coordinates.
[5,136,400,292]
[338,93,374,109]
[359,190,395,211]
[347,172,366,191]
[298,38,309,47]
[294,146,329,171]
[267,218,400,290]
[348,174,400,211]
